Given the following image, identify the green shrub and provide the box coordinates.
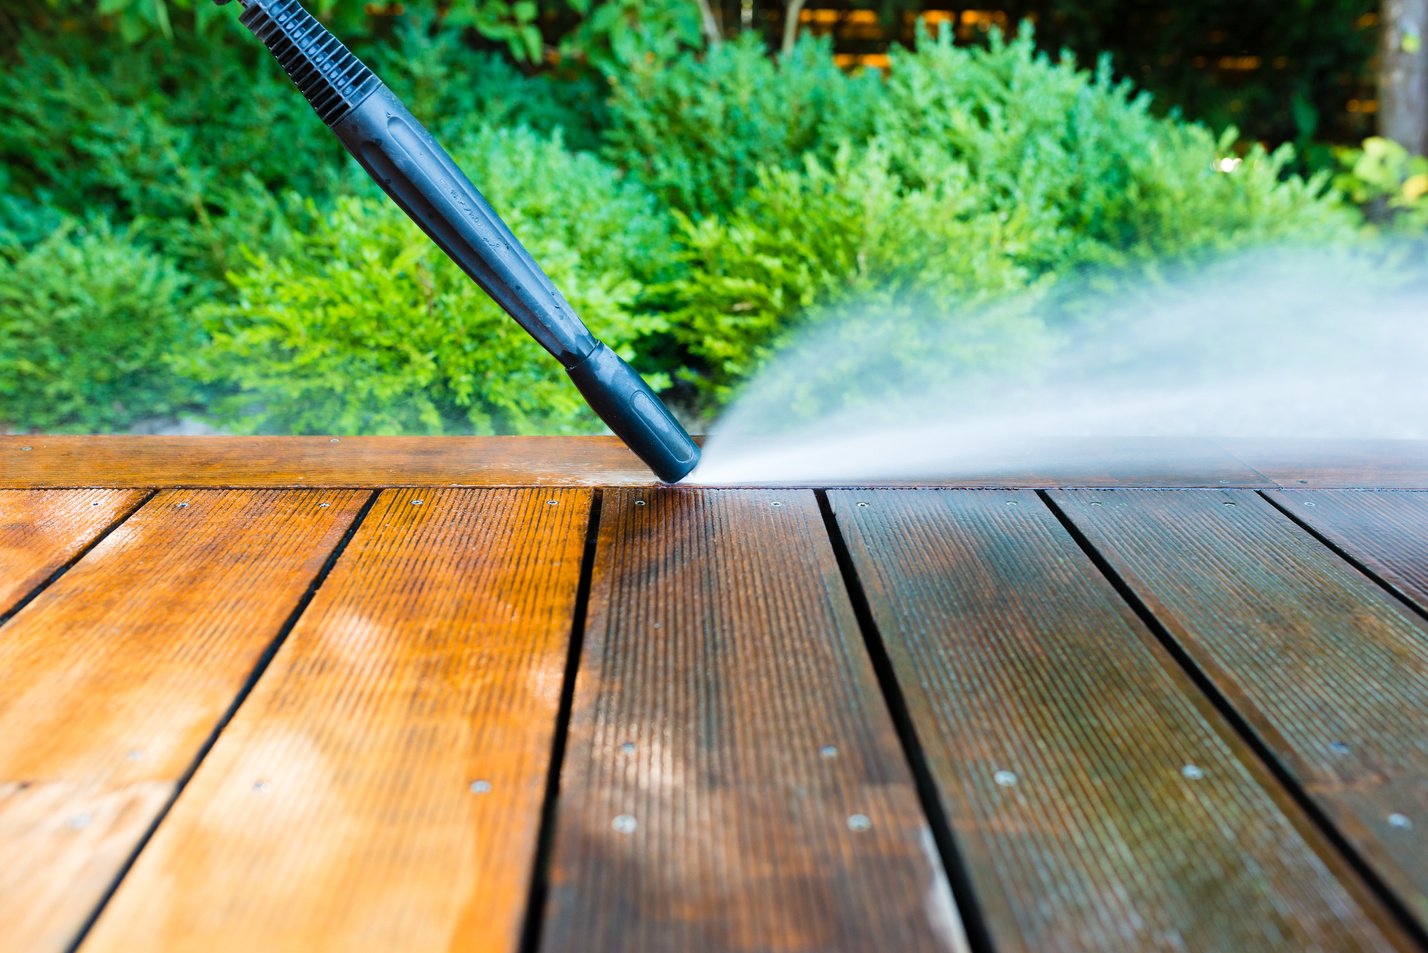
[186,126,676,435]
[0,219,199,432]
[660,29,1359,410]
[874,29,1357,273]
[602,33,881,219]
[1333,137,1428,233]
[664,142,1044,404]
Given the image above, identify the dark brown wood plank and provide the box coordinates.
[1051,488,1428,931]
[830,488,1411,952]
[1267,490,1428,614]
[1,435,657,488]
[1224,438,1428,488]
[82,488,591,953]
[0,489,146,616]
[540,488,967,953]
[0,489,367,953]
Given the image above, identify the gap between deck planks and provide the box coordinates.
[2,480,1428,948]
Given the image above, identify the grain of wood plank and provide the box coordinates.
[0,488,146,617]
[0,435,657,488]
[1223,438,1428,488]
[540,488,967,953]
[1051,488,1428,930]
[0,488,367,953]
[830,488,1413,952]
[82,487,591,953]
[0,435,1287,489]
[1267,490,1428,614]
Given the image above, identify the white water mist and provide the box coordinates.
[691,245,1428,484]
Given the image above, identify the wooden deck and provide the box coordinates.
[3,435,1427,952]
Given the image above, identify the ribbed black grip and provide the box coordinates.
[237,0,379,126]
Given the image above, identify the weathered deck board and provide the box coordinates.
[0,489,367,953]
[1226,439,1428,488]
[1,435,655,488]
[539,489,967,953]
[1051,488,1428,930]
[0,489,147,617]
[1267,490,1428,615]
[82,488,591,953]
[829,488,1410,951]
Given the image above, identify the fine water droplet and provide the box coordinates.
[1181,764,1205,780]
[770,501,783,506]
[1388,813,1413,830]
[176,502,189,509]
[612,814,637,834]
[1329,740,1350,754]
[330,437,340,443]
[470,780,492,794]
[20,446,32,451]
[994,770,1018,787]
[855,501,869,508]
[547,499,558,505]
[1222,501,1237,507]
[68,813,92,830]
[252,780,270,792]
[846,814,872,832]
[634,500,647,507]
[411,499,424,506]
[619,741,636,755]
[819,745,838,758]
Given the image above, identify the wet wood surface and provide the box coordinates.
[0,489,147,617]
[10,435,1428,488]
[1051,489,1428,931]
[1,438,1427,952]
[0,489,367,953]
[539,489,966,953]
[1267,490,1428,614]
[829,488,1411,951]
[84,489,590,953]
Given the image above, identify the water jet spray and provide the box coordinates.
[216,0,700,483]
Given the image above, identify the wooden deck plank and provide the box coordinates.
[0,489,147,617]
[0,489,367,953]
[1050,488,1428,930]
[829,488,1411,952]
[1267,490,1428,615]
[539,488,967,953]
[1225,439,1428,488]
[82,488,591,953]
[1,435,655,488]
[0,435,1294,489]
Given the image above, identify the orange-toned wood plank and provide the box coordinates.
[540,489,967,953]
[1052,488,1428,930]
[1267,490,1428,614]
[830,489,1411,951]
[83,488,591,953]
[0,489,146,616]
[0,489,368,953]
[2,435,656,487]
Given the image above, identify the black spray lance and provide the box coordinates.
[216,0,701,483]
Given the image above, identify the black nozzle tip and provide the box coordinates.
[567,344,701,483]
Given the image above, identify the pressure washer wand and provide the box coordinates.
[217,0,700,483]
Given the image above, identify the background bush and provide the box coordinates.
[0,218,198,431]
[184,126,676,435]
[0,11,1382,434]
